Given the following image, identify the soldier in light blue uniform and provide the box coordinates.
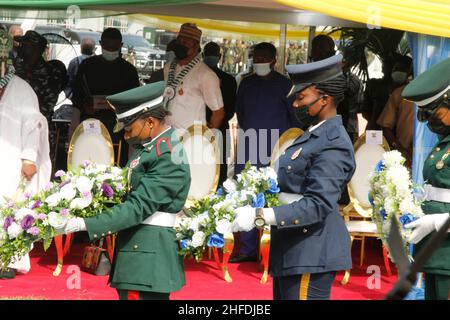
[233,54,356,300]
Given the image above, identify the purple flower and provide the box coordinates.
[83,191,92,198]
[37,214,47,221]
[27,227,40,236]
[3,216,14,231]
[23,191,33,199]
[60,208,69,216]
[43,182,53,192]
[101,183,114,199]
[54,170,66,178]
[59,180,70,189]
[20,215,35,230]
[32,200,42,209]
[116,183,124,191]
[82,160,92,168]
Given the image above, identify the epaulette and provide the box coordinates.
[156,137,173,157]
[326,125,341,141]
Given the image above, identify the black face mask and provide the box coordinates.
[174,43,188,60]
[294,96,326,127]
[427,107,450,136]
[125,121,146,148]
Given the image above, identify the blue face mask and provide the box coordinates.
[204,56,220,68]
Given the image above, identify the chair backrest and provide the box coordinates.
[179,124,220,207]
[67,118,115,170]
[348,132,390,214]
[270,127,304,169]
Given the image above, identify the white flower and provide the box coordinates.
[45,193,62,208]
[216,219,232,234]
[261,167,277,180]
[383,150,405,167]
[70,197,92,210]
[96,173,114,182]
[384,197,397,216]
[191,231,206,248]
[223,179,237,193]
[75,176,94,193]
[188,217,201,232]
[15,208,37,221]
[47,211,69,229]
[7,222,23,239]
[60,183,77,201]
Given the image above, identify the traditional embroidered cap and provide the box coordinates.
[107,81,166,132]
[402,57,450,106]
[177,23,202,43]
[285,54,343,98]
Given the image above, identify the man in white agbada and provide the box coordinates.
[0,29,51,278]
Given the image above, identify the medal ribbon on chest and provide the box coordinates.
[436,148,450,170]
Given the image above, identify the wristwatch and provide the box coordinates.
[254,208,266,228]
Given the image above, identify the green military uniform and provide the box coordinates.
[83,81,191,299]
[286,44,298,65]
[402,57,450,300]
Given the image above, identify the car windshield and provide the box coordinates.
[122,34,152,50]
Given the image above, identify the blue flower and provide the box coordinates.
[180,239,189,249]
[368,193,374,207]
[375,160,385,173]
[380,208,387,220]
[399,213,417,227]
[216,187,225,196]
[268,179,280,194]
[252,193,265,208]
[207,233,225,248]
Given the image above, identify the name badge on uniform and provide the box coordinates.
[291,147,302,160]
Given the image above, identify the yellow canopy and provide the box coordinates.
[132,14,339,40]
[276,0,450,38]
[131,14,339,39]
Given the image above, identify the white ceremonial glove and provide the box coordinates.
[262,208,277,226]
[232,206,256,232]
[405,213,450,244]
[63,217,87,234]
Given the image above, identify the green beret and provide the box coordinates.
[107,81,165,132]
[402,57,450,106]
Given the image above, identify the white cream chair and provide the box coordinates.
[341,132,392,285]
[52,119,116,276]
[259,128,305,284]
[178,125,233,281]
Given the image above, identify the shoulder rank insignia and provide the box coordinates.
[291,147,302,160]
[129,156,141,169]
[156,137,173,157]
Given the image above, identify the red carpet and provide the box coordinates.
[0,239,397,300]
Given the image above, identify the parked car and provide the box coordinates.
[121,33,166,75]
[64,29,101,45]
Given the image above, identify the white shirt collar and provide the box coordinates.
[308,120,327,132]
[143,126,172,147]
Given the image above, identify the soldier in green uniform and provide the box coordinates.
[61,81,191,300]
[402,57,450,300]
[286,42,298,65]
